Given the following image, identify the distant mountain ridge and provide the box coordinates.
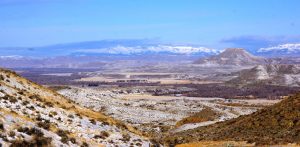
[257,43,300,57]
[194,48,266,66]
[1,39,299,58]
[0,39,219,57]
[0,40,299,68]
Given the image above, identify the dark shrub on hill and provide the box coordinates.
[163,93,300,145]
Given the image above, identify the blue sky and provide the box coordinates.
[0,0,300,50]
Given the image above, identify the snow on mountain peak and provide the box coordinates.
[259,43,300,52]
[76,45,218,55]
[0,55,24,59]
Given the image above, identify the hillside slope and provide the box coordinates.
[163,93,300,146]
[194,48,265,66]
[228,64,300,86]
[0,68,152,146]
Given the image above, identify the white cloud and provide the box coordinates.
[77,45,219,55]
[259,43,300,52]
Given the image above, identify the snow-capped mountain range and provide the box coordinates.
[257,43,300,57]
[75,45,219,55]
[259,43,300,53]
[0,40,299,68]
[0,40,220,57]
[1,39,300,57]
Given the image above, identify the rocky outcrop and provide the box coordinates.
[194,48,266,66]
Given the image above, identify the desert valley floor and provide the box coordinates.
[1,49,300,146]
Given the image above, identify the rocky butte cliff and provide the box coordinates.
[228,64,300,86]
[194,48,266,66]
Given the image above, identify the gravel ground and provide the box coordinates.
[59,86,261,135]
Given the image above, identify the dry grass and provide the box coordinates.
[47,85,71,91]
[0,108,32,122]
[163,93,300,146]
[0,68,151,141]
[177,141,300,147]
[175,108,220,127]
[176,141,255,147]
[217,102,262,108]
